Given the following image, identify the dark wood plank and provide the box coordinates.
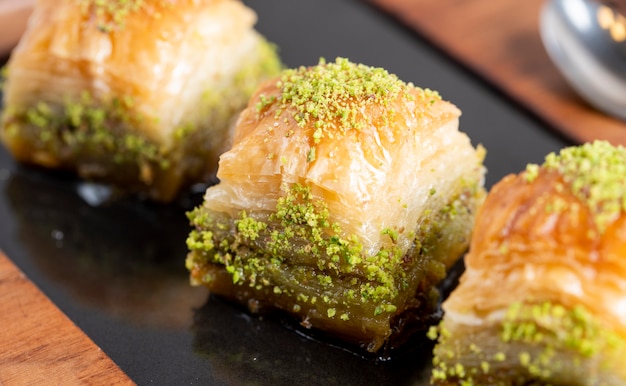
[0,0,34,57]
[0,251,134,385]
[369,0,626,145]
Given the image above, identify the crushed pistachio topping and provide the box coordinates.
[430,300,623,384]
[78,0,147,32]
[526,140,626,232]
[256,57,441,143]
[524,163,539,182]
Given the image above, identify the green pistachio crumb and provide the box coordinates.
[432,368,447,381]
[519,351,531,367]
[256,94,277,112]
[307,146,316,162]
[493,352,506,362]
[524,163,539,182]
[427,325,439,341]
[454,363,466,378]
[186,230,214,252]
[236,212,268,241]
[381,228,399,243]
[317,275,333,287]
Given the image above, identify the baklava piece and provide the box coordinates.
[0,0,281,201]
[431,141,626,385]
[186,58,486,354]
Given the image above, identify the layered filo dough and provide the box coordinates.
[186,58,486,354]
[0,0,281,201]
[431,141,626,385]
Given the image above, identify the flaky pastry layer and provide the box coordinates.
[1,0,281,201]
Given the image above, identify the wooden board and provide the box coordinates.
[0,251,133,385]
[369,0,626,145]
[0,0,34,57]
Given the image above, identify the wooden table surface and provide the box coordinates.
[0,0,34,57]
[370,0,626,146]
[0,251,133,384]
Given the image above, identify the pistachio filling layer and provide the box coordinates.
[186,180,482,349]
[430,301,624,385]
[2,92,168,172]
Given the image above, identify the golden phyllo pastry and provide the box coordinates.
[186,58,486,354]
[0,0,281,201]
[431,140,626,385]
